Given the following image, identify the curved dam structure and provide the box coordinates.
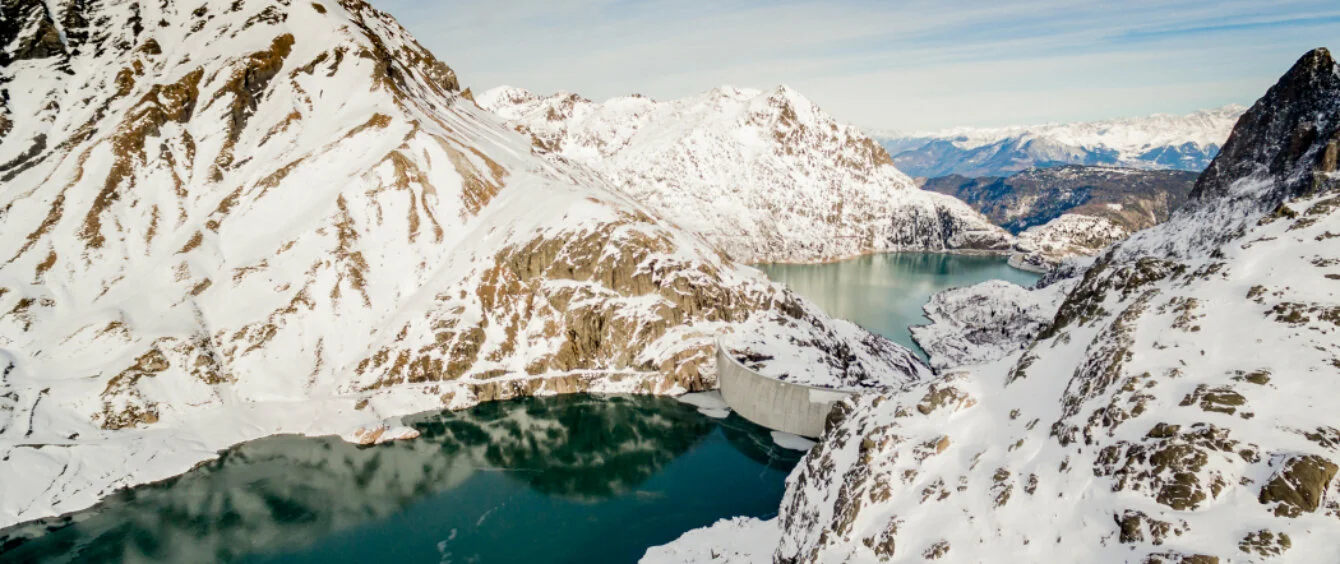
[716,342,860,439]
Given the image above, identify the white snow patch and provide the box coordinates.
[640,517,777,564]
[677,391,732,419]
[769,431,816,451]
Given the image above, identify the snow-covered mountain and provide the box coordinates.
[875,105,1246,178]
[477,85,1012,264]
[648,48,1340,563]
[0,0,926,529]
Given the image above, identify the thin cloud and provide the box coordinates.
[370,0,1338,130]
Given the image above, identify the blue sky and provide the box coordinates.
[369,0,1339,131]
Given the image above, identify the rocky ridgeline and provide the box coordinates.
[649,48,1340,564]
[0,0,926,528]
[477,86,1012,264]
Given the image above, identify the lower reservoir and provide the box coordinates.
[0,396,801,564]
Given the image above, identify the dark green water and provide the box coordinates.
[0,396,801,564]
[759,253,1040,357]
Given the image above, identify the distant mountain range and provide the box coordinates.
[871,106,1246,178]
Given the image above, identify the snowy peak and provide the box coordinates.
[476,85,593,122]
[479,84,1010,263]
[1193,48,1340,205]
[1116,47,1340,259]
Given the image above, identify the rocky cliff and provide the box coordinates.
[0,0,926,529]
[648,48,1340,564]
[478,86,1012,264]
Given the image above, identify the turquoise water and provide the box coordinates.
[758,253,1040,357]
[0,396,801,564]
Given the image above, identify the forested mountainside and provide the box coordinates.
[924,165,1198,269]
[923,166,1198,234]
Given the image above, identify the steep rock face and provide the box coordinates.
[651,48,1340,564]
[874,106,1244,178]
[0,0,925,529]
[478,86,1012,264]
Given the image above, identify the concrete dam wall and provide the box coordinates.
[716,343,858,439]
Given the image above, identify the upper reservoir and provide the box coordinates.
[758,253,1041,357]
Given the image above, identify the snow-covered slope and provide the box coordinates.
[876,105,1245,178]
[0,0,928,529]
[649,48,1340,563]
[477,86,1012,264]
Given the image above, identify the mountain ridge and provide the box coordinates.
[923,165,1200,268]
